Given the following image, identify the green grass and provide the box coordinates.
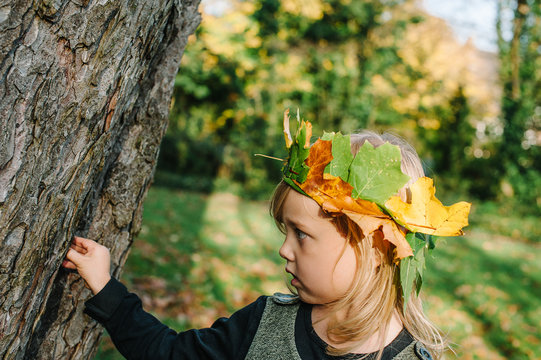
[95,187,541,359]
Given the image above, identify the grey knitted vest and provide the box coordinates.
[245,294,302,360]
[245,293,431,360]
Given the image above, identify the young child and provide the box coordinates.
[63,111,470,359]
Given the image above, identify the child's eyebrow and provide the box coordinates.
[282,217,295,226]
[282,217,309,230]
[280,215,297,226]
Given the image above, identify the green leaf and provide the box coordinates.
[283,177,308,197]
[409,232,426,253]
[400,255,415,312]
[348,142,410,204]
[283,120,311,184]
[415,271,423,296]
[401,232,428,311]
[324,133,354,181]
[321,131,335,141]
[414,243,426,279]
[286,144,310,183]
[427,234,437,250]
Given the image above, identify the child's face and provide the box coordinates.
[279,190,357,305]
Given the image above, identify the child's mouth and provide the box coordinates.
[286,268,299,286]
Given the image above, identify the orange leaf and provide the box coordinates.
[342,210,412,260]
[302,121,312,149]
[384,177,471,236]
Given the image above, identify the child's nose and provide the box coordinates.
[279,237,294,261]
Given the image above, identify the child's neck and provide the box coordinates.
[311,304,403,354]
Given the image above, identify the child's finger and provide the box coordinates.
[62,259,77,270]
[73,236,96,250]
[70,243,87,254]
[66,248,85,265]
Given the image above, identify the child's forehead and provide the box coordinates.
[282,190,331,223]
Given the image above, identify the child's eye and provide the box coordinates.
[295,228,307,241]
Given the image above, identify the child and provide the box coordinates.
[63,111,470,359]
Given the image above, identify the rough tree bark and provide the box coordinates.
[0,0,200,358]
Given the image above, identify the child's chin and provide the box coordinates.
[295,291,317,304]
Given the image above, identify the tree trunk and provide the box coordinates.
[0,0,200,358]
[510,0,527,100]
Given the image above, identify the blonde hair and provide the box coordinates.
[270,131,446,359]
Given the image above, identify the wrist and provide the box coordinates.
[89,274,111,295]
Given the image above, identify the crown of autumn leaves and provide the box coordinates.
[279,109,471,305]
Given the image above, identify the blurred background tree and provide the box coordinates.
[496,0,540,213]
[157,0,539,214]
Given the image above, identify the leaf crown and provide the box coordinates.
[280,109,471,307]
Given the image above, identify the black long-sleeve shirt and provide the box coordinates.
[85,278,416,359]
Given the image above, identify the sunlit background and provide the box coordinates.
[96,1,540,359]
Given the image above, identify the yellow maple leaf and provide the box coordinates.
[385,177,471,236]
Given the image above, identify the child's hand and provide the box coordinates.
[62,236,111,295]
